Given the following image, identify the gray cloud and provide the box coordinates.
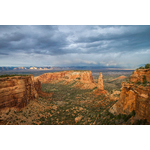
[0,25,150,68]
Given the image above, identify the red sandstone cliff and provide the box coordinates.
[130,69,150,83]
[109,69,150,123]
[36,70,97,89]
[68,71,95,83]
[36,71,71,83]
[0,75,41,110]
[69,71,96,89]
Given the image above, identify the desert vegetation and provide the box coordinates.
[1,71,148,125]
[0,74,29,78]
[137,63,150,69]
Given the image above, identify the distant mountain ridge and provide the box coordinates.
[0,66,130,71]
[0,66,69,71]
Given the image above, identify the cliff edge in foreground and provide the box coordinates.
[109,68,150,123]
[0,75,41,110]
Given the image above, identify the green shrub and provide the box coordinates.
[116,114,122,120]
[143,75,147,85]
[136,80,141,85]
[115,110,136,122]
[40,117,45,121]
[122,114,130,122]
[136,63,150,69]
[0,74,28,78]
[139,66,145,69]
[145,63,150,69]
[136,119,147,125]
[131,110,136,117]
[109,113,115,119]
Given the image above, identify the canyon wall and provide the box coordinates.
[68,71,96,89]
[130,69,150,83]
[68,71,95,84]
[36,71,96,88]
[36,71,71,83]
[37,70,95,84]
[109,69,150,123]
[0,75,41,110]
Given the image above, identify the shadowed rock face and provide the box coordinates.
[109,69,150,123]
[130,69,150,83]
[0,75,41,110]
[97,72,104,90]
[33,77,42,93]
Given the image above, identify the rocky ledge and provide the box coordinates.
[0,75,41,110]
[109,69,150,123]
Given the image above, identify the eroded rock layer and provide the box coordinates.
[130,69,150,83]
[0,75,40,110]
[109,69,150,123]
[36,70,96,89]
[36,71,72,83]
[97,72,104,90]
[68,71,95,83]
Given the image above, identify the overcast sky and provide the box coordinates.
[0,25,150,69]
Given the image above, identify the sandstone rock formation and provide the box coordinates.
[36,70,97,89]
[109,69,150,123]
[97,72,104,90]
[92,72,107,95]
[34,77,42,93]
[111,75,127,81]
[130,69,150,83]
[0,75,41,110]
[36,71,71,83]
[109,90,121,101]
[68,71,95,84]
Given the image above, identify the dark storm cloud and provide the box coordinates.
[73,25,150,54]
[0,25,70,55]
[0,25,150,68]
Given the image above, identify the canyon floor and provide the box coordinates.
[1,70,148,125]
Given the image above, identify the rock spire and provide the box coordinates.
[97,72,104,90]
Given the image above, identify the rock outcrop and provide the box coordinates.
[0,75,41,110]
[111,75,127,81]
[109,90,121,101]
[33,77,42,93]
[97,72,104,90]
[36,71,71,83]
[68,71,95,84]
[70,71,96,89]
[36,70,97,89]
[109,69,150,123]
[130,69,150,83]
[92,72,107,95]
